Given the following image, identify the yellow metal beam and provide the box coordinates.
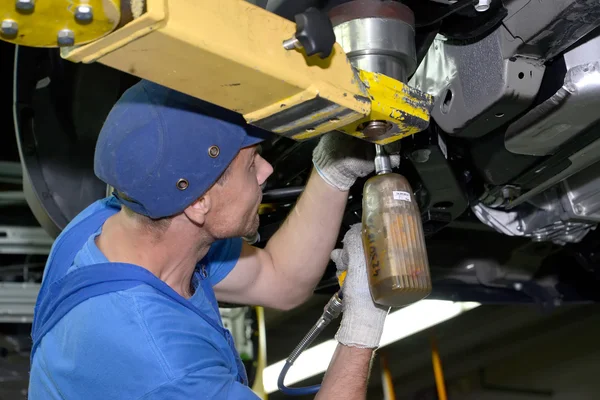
[61,0,371,140]
[3,0,433,143]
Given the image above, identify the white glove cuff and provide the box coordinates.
[312,146,355,191]
[335,303,388,349]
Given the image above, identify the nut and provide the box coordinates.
[74,5,93,23]
[57,29,75,47]
[15,0,34,12]
[1,20,18,38]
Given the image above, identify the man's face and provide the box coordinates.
[206,145,273,239]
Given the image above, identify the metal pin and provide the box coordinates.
[1,20,18,38]
[15,0,34,12]
[74,5,93,23]
[57,29,75,47]
[475,0,491,12]
[374,145,392,175]
[283,37,302,51]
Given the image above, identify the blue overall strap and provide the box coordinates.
[31,202,118,338]
[32,262,227,359]
[199,271,249,385]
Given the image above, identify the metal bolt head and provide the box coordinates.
[74,5,93,23]
[574,204,584,215]
[475,0,491,12]
[513,282,523,291]
[57,29,75,47]
[1,20,18,38]
[282,37,302,51]
[15,0,34,12]
[411,149,431,164]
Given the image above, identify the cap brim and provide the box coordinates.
[241,126,273,148]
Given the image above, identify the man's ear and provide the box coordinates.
[184,194,211,226]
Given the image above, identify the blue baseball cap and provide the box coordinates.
[94,80,272,218]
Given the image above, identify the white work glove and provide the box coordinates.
[331,224,389,349]
[312,132,401,191]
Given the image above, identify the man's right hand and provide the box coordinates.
[315,224,390,400]
[312,132,401,192]
[331,223,389,349]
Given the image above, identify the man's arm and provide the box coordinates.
[312,223,387,399]
[316,345,374,400]
[214,168,348,310]
[215,132,396,310]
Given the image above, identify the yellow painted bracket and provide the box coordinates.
[0,0,120,47]
[341,71,435,145]
[60,0,371,141]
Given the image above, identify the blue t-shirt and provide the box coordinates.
[28,197,260,399]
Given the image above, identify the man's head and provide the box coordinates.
[95,80,273,239]
[184,145,272,239]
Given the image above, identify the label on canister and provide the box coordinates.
[392,191,411,202]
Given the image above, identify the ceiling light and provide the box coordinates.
[263,300,480,394]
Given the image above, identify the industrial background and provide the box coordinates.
[2,0,600,398]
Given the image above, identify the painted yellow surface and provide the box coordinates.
[62,0,369,139]
[11,0,432,143]
[340,70,434,144]
[0,0,120,47]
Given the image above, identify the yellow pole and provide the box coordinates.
[380,352,397,400]
[431,335,448,400]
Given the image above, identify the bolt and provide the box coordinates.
[283,37,301,50]
[15,0,34,12]
[411,149,431,164]
[57,29,75,47]
[1,20,18,38]
[74,4,93,23]
[513,282,523,291]
[475,0,491,12]
[574,204,584,215]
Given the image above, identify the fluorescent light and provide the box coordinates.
[263,300,480,394]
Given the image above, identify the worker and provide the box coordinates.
[28,80,390,399]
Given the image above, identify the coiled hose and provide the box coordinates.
[277,292,343,396]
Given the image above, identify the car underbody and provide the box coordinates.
[1,0,600,310]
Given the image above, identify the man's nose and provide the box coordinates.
[257,155,273,185]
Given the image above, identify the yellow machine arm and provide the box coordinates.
[0,0,433,144]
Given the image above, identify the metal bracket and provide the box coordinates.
[0,282,40,323]
[0,226,53,255]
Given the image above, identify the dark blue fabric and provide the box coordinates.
[94,80,272,218]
